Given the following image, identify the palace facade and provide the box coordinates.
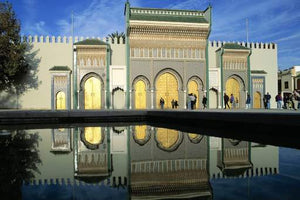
[1,2,278,109]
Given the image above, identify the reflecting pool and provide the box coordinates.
[0,126,299,200]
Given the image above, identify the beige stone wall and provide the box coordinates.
[20,38,73,109]
[251,44,277,108]
[109,37,126,66]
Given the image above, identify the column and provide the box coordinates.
[151,89,154,109]
[129,89,132,109]
[183,90,187,109]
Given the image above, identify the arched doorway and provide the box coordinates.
[56,91,66,110]
[135,80,146,109]
[156,72,178,109]
[112,88,125,109]
[188,80,199,109]
[253,91,261,108]
[225,78,240,108]
[209,88,218,109]
[84,76,101,109]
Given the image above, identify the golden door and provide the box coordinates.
[84,77,101,109]
[84,127,102,145]
[156,73,178,109]
[188,80,199,109]
[56,91,66,110]
[225,78,240,108]
[156,128,179,149]
[254,91,261,108]
[135,80,146,109]
[135,125,147,140]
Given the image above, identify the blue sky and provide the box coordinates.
[8,0,300,70]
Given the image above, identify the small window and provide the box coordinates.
[284,81,289,89]
[171,48,174,58]
[153,48,157,58]
[162,48,166,57]
[144,48,149,57]
[178,49,183,58]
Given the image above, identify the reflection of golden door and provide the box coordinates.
[254,91,261,108]
[188,133,198,139]
[156,73,178,109]
[135,80,146,109]
[188,80,199,109]
[84,77,101,109]
[135,125,147,140]
[56,91,66,110]
[156,128,179,149]
[84,127,102,145]
[225,78,240,108]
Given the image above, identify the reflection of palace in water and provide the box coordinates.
[22,127,279,199]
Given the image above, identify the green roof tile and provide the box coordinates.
[130,13,208,23]
[130,7,208,23]
[251,70,267,74]
[222,43,250,50]
[74,39,107,46]
[49,66,71,71]
[216,43,250,52]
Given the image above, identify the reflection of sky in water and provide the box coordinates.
[211,148,300,199]
[1,127,299,199]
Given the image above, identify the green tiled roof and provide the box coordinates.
[251,70,267,74]
[222,43,250,50]
[216,43,250,52]
[74,39,107,46]
[49,66,71,71]
[130,7,208,23]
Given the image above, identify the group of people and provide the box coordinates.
[223,93,240,109]
[159,90,300,110]
[275,90,300,110]
[159,93,208,109]
[159,97,179,109]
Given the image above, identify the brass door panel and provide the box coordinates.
[135,80,146,109]
[254,91,261,108]
[156,128,179,149]
[156,73,178,109]
[84,77,101,109]
[225,78,240,108]
[188,80,199,109]
[56,91,66,110]
[84,127,102,145]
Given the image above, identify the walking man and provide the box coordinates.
[224,93,230,109]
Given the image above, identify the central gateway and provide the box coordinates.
[126,3,211,109]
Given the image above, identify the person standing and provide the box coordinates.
[283,94,288,109]
[171,99,175,109]
[202,95,207,109]
[159,97,165,109]
[174,100,179,109]
[193,94,197,109]
[265,92,271,109]
[245,93,251,109]
[224,93,230,109]
[230,94,235,109]
[275,93,282,109]
[190,93,195,110]
[293,90,300,110]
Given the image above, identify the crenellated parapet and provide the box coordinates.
[21,35,126,45]
[209,40,277,50]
